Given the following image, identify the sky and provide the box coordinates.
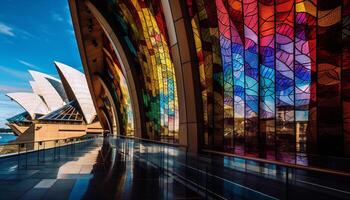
[0,0,83,128]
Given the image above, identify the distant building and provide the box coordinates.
[6,61,102,143]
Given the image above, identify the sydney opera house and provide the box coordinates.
[6,62,102,142]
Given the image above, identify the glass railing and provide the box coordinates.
[110,135,277,200]
[0,135,100,169]
[201,149,350,197]
[3,134,347,199]
[110,135,350,200]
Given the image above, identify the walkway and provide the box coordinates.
[0,137,200,200]
[0,136,349,199]
[111,136,350,200]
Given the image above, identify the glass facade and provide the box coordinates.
[74,0,350,164]
[187,0,350,162]
[91,0,179,142]
[39,101,84,123]
[103,36,134,135]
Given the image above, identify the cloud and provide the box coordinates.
[67,19,73,26]
[17,29,37,40]
[1,40,14,45]
[66,29,75,36]
[0,85,30,93]
[64,5,73,26]
[52,13,64,22]
[0,22,15,37]
[0,22,37,40]
[0,98,24,128]
[0,65,30,80]
[18,60,40,70]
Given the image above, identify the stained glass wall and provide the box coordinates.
[103,36,134,135]
[91,0,179,142]
[187,0,350,162]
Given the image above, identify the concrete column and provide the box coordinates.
[167,0,203,152]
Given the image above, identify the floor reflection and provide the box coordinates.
[0,137,201,200]
[82,138,200,199]
[1,136,348,200]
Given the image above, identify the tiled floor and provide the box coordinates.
[0,138,201,200]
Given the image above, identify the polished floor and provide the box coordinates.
[0,138,200,200]
[110,137,350,200]
[0,137,349,200]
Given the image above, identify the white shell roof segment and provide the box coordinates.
[54,61,97,124]
[29,81,41,95]
[6,92,50,119]
[29,70,66,111]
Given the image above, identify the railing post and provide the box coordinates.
[37,142,39,165]
[185,147,188,181]
[66,139,68,155]
[25,143,27,169]
[58,140,61,160]
[138,138,141,159]
[205,167,208,199]
[17,144,20,170]
[162,144,164,170]
[43,141,45,163]
[146,143,148,163]
[126,138,128,155]
[166,144,169,199]
[54,140,56,160]
[286,167,289,200]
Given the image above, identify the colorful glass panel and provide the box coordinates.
[188,0,350,162]
[229,0,246,154]
[275,0,295,162]
[103,40,134,135]
[295,0,317,157]
[216,0,234,149]
[243,0,259,155]
[95,0,179,142]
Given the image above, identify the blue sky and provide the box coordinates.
[0,0,83,128]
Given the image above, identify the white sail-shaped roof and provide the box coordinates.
[29,70,67,111]
[54,61,97,124]
[29,81,41,95]
[6,92,50,119]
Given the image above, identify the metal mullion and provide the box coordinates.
[293,0,297,162]
[257,0,261,157]
[241,0,247,157]
[59,107,70,120]
[340,0,345,154]
[274,0,277,160]
[67,106,75,119]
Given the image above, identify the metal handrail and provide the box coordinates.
[113,134,187,148]
[112,135,350,177]
[0,135,98,146]
[113,135,350,177]
[202,149,350,177]
[114,136,350,198]
[113,136,276,199]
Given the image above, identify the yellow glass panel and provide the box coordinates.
[296,1,316,17]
